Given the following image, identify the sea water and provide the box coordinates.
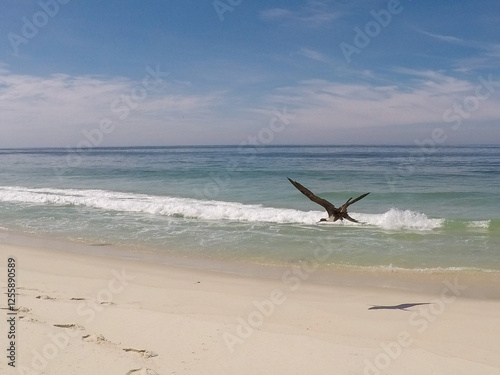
[0,146,499,271]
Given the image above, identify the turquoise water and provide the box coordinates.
[0,146,499,271]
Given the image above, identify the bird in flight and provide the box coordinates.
[288,178,369,223]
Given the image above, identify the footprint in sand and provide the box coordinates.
[36,295,56,300]
[2,306,30,314]
[24,317,44,323]
[82,333,108,344]
[125,369,158,375]
[123,348,158,359]
[54,323,85,330]
[12,307,39,322]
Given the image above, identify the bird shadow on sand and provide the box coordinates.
[368,303,431,311]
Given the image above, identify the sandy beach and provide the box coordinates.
[2,235,500,375]
[3,0,500,373]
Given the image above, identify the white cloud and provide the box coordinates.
[417,29,500,54]
[261,72,500,143]
[297,48,331,63]
[417,30,464,44]
[260,1,341,27]
[1,67,499,147]
[138,93,223,113]
[0,70,225,147]
[417,29,500,72]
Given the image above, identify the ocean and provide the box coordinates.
[0,145,499,272]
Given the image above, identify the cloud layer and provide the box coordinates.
[1,66,499,147]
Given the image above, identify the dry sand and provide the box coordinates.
[1,235,500,375]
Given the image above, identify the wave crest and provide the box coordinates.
[0,186,443,230]
[359,208,444,230]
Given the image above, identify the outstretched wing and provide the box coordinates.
[288,178,337,215]
[339,192,370,212]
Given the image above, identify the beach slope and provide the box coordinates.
[1,241,500,375]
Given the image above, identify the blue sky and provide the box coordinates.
[1,0,499,147]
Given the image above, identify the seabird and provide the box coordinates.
[288,178,369,223]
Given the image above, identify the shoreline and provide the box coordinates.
[2,229,500,300]
[2,229,500,299]
[1,233,500,374]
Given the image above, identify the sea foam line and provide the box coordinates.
[0,186,443,230]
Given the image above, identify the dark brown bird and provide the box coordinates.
[288,178,369,223]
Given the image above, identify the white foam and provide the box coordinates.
[0,186,319,224]
[355,264,500,273]
[357,208,444,230]
[466,220,490,229]
[0,186,443,230]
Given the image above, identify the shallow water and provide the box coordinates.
[1,145,499,271]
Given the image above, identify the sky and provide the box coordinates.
[0,0,499,148]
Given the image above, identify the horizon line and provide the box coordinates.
[1,143,499,151]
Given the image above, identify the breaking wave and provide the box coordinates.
[0,186,455,231]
